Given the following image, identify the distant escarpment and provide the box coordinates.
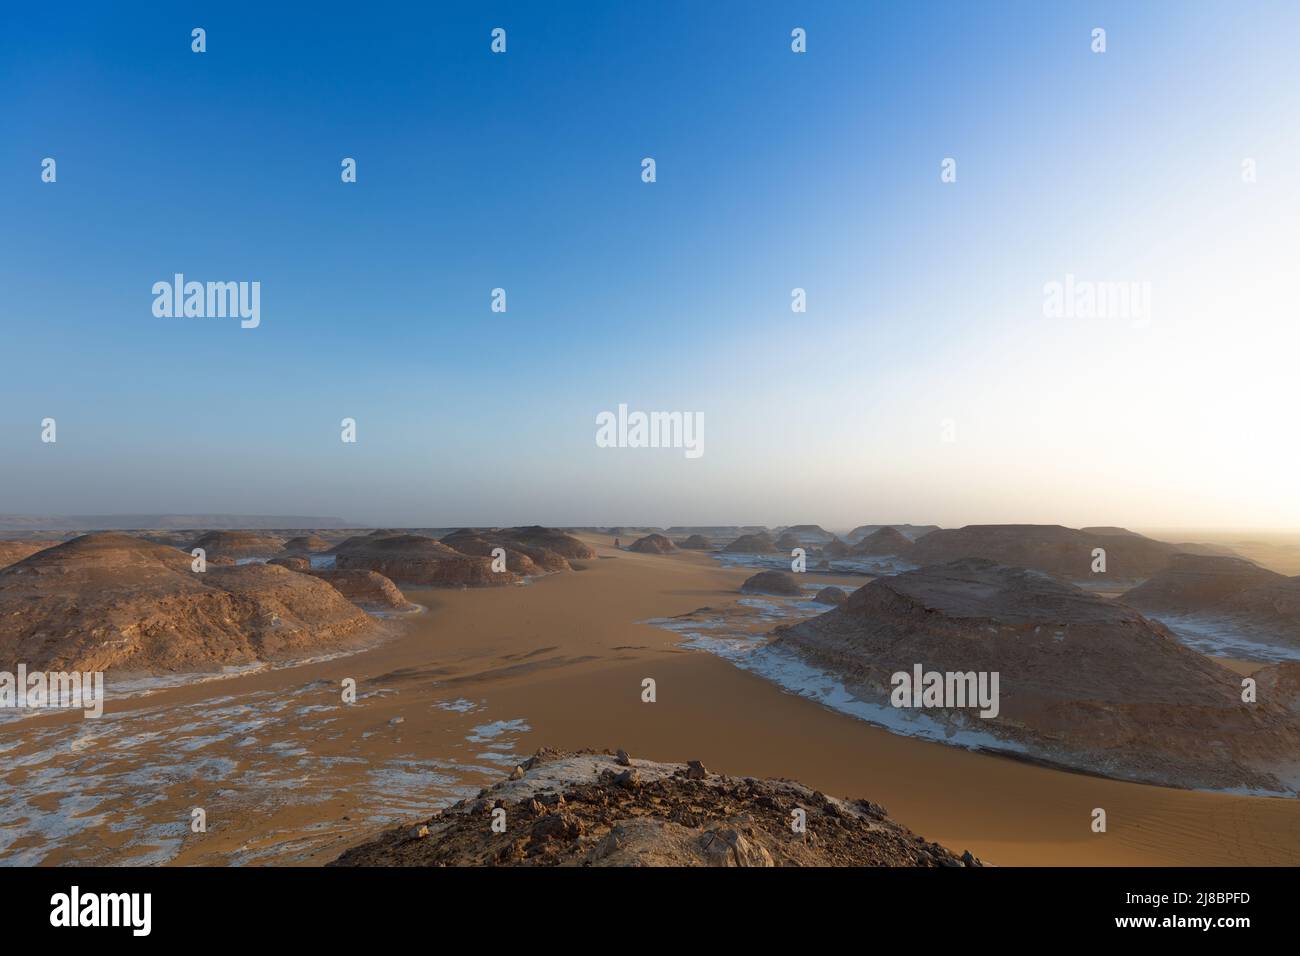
[773,558,1300,792]
[331,750,986,867]
[0,533,377,673]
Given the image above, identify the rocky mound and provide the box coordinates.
[0,533,377,673]
[740,571,804,596]
[268,556,311,571]
[189,530,285,561]
[330,750,985,867]
[1254,662,1300,716]
[282,534,332,553]
[500,526,595,560]
[628,533,676,554]
[0,540,57,569]
[307,569,416,613]
[908,524,1178,583]
[822,537,850,558]
[1121,554,1287,613]
[334,534,521,588]
[851,526,915,556]
[724,532,776,554]
[675,534,713,550]
[847,524,940,543]
[780,525,834,543]
[440,528,574,575]
[772,558,1300,792]
[1121,555,1300,651]
[813,586,847,606]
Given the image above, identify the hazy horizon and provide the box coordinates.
[5,2,1299,530]
[4,511,1300,540]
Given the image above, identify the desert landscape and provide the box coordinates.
[6,8,1299,925]
[2,520,1299,867]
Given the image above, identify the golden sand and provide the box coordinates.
[4,534,1297,866]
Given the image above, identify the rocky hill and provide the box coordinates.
[851,526,915,556]
[0,533,378,673]
[908,524,1179,584]
[628,533,676,554]
[330,750,986,867]
[334,533,520,587]
[724,532,777,554]
[189,531,285,561]
[773,558,1300,792]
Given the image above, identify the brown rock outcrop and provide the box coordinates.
[334,533,521,587]
[851,526,915,556]
[306,569,416,612]
[268,556,311,571]
[439,528,574,575]
[330,750,985,867]
[0,533,377,673]
[773,558,1300,792]
[1121,554,1300,652]
[813,586,848,606]
[189,530,285,561]
[822,537,851,558]
[740,571,804,596]
[628,533,676,554]
[282,534,333,554]
[0,540,57,569]
[724,532,776,554]
[908,524,1178,583]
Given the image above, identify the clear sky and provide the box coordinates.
[2,1,1298,530]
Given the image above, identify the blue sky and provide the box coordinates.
[2,2,1298,529]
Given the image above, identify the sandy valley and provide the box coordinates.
[2,527,1299,867]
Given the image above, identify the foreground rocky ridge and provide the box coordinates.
[332,749,986,867]
[773,558,1300,792]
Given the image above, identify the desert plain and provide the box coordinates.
[2,524,1299,867]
